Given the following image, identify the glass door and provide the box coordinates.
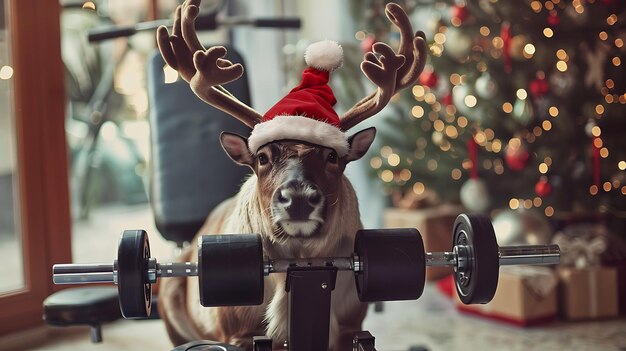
[0,0,71,336]
[0,0,23,296]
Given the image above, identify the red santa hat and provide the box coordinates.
[248,40,349,156]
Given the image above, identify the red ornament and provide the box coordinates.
[529,77,549,98]
[419,70,439,88]
[360,35,376,53]
[505,143,529,171]
[547,12,560,27]
[535,177,552,197]
[442,91,453,106]
[601,0,615,5]
[450,5,469,23]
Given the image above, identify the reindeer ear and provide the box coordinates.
[220,132,254,166]
[346,127,377,163]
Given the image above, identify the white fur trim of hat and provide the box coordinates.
[248,115,349,156]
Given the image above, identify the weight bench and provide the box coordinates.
[52,214,560,350]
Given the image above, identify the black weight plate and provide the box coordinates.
[354,228,425,302]
[198,234,264,307]
[117,229,151,318]
[453,214,499,304]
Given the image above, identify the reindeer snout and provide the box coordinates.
[274,181,323,220]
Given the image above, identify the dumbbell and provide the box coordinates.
[52,214,560,318]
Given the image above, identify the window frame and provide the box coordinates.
[0,0,71,336]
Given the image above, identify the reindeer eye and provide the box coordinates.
[327,151,338,164]
[258,153,269,165]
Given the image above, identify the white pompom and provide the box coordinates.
[304,40,344,72]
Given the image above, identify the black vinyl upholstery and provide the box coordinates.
[147,46,252,245]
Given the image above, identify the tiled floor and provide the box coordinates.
[4,204,626,351]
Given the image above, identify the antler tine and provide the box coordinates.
[157,0,262,129]
[385,3,427,90]
[340,3,428,131]
[157,6,196,82]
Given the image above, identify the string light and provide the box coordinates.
[619,161,626,170]
[523,44,535,59]
[549,106,559,117]
[523,199,533,209]
[590,185,599,195]
[480,26,491,36]
[370,157,383,169]
[388,153,400,166]
[412,106,425,118]
[502,102,513,113]
[380,170,394,182]
[0,66,13,80]
[427,159,438,171]
[603,182,612,192]
[413,85,425,98]
[612,57,621,66]
[542,120,552,131]
[464,95,478,107]
[545,206,554,217]
[380,146,393,158]
[533,197,543,207]
[599,31,608,41]
[556,60,568,71]
[413,182,425,195]
[516,89,528,100]
[434,33,447,44]
[399,169,412,181]
[457,116,468,128]
[451,168,462,180]
[596,104,605,114]
[543,28,554,38]
[616,38,624,48]
[509,198,520,209]
[82,1,96,10]
[530,1,542,12]
[600,147,609,158]
[607,14,618,26]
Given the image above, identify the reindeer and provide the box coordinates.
[155,1,426,350]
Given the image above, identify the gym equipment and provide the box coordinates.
[52,214,559,350]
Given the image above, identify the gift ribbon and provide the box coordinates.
[552,233,606,269]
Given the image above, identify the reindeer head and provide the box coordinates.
[157,0,426,239]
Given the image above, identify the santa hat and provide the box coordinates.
[248,40,350,156]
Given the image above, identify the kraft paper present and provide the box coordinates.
[383,205,463,281]
[455,266,558,326]
[557,266,619,320]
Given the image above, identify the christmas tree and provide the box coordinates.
[351,0,626,228]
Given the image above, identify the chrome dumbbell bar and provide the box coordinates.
[426,244,560,267]
[53,244,559,284]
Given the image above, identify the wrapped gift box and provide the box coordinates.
[557,266,619,320]
[455,266,558,326]
[383,205,463,281]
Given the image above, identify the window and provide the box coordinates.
[0,0,70,336]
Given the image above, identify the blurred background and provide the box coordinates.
[0,0,625,350]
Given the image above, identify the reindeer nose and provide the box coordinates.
[275,182,323,220]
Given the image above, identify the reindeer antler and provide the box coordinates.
[156,0,262,128]
[340,3,428,131]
